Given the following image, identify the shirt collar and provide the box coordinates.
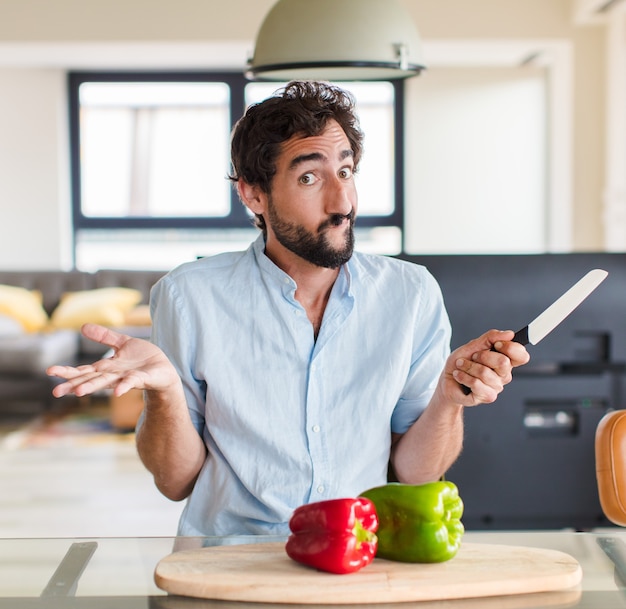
[251,232,355,298]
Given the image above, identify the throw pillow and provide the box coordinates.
[50,287,143,330]
[0,284,49,332]
[124,304,152,326]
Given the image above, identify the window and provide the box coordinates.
[79,82,232,220]
[68,72,404,270]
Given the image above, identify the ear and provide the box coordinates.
[237,181,267,216]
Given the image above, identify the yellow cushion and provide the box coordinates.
[0,284,49,332]
[50,287,143,330]
[124,304,152,326]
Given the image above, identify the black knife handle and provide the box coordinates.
[461,326,529,395]
[512,326,529,345]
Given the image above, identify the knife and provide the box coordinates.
[461,268,608,395]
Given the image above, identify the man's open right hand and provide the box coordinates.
[46,323,179,398]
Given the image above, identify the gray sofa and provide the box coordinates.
[0,268,167,415]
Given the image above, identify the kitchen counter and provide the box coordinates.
[1,530,625,607]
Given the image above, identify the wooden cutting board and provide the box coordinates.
[154,541,582,604]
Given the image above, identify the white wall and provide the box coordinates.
[0,68,72,269]
[405,67,547,254]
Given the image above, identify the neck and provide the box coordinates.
[296,268,339,334]
[264,241,341,338]
[290,264,340,338]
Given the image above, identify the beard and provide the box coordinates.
[266,199,355,269]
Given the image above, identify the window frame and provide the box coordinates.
[68,71,405,237]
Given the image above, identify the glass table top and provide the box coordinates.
[1,530,626,608]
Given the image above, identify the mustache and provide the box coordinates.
[319,210,355,231]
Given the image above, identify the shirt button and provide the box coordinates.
[317,485,325,494]
[312,425,320,433]
[311,363,317,372]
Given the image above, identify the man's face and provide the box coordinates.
[265,120,358,269]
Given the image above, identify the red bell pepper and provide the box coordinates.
[285,497,379,574]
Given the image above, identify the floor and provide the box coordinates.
[0,398,183,539]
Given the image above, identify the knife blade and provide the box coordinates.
[461,268,608,395]
[511,268,608,346]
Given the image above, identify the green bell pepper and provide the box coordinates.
[360,481,464,563]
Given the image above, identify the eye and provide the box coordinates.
[299,172,318,185]
[338,167,354,180]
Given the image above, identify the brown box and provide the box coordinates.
[109,389,144,431]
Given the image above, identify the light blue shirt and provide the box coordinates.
[144,235,451,536]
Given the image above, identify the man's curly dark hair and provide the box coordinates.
[228,81,363,234]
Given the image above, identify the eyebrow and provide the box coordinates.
[288,148,353,170]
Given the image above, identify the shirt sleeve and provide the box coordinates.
[390,268,451,434]
[147,272,207,436]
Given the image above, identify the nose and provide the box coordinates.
[325,175,356,217]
